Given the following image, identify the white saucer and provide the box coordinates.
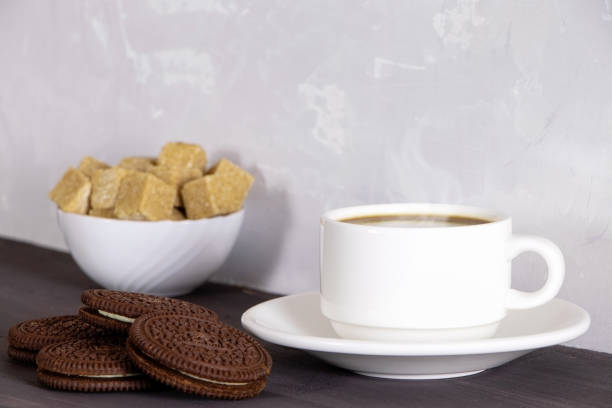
[241,293,590,380]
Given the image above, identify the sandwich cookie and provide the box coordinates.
[126,313,272,399]
[79,289,218,333]
[36,336,153,392]
[8,315,109,364]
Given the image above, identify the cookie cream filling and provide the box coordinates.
[98,310,135,323]
[79,373,141,378]
[134,343,251,387]
[178,370,248,386]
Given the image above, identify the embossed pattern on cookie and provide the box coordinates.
[8,315,110,364]
[36,336,153,392]
[80,289,218,332]
[127,313,272,399]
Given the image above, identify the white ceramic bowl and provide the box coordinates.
[56,209,244,296]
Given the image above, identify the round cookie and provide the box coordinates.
[7,346,37,364]
[80,289,218,333]
[127,313,272,399]
[36,336,153,392]
[8,315,109,365]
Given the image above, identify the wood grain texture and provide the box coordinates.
[1,238,611,407]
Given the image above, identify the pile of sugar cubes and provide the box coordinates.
[49,142,254,221]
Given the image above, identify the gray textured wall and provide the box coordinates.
[0,0,611,352]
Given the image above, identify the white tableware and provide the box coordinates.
[320,203,565,341]
[57,209,244,296]
[241,292,590,380]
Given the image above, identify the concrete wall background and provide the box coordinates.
[1,0,611,351]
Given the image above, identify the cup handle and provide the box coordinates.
[505,234,565,309]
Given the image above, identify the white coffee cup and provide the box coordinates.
[320,203,565,342]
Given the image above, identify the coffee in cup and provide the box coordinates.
[320,203,565,342]
[340,213,491,228]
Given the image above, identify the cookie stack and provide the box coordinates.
[7,289,273,399]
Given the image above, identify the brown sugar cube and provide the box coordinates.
[88,208,115,219]
[181,176,218,219]
[91,167,129,210]
[49,167,91,214]
[181,159,254,219]
[157,142,206,171]
[148,165,202,206]
[78,156,110,178]
[114,172,175,221]
[118,157,156,172]
[168,208,185,221]
[208,158,254,213]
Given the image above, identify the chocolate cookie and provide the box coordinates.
[8,315,109,365]
[36,336,153,392]
[7,346,37,364]
[80,289,218,333]
[126,313,272,399]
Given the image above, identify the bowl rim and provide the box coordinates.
[56,208,244,225]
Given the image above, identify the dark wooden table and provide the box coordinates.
[1,238,611,407]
